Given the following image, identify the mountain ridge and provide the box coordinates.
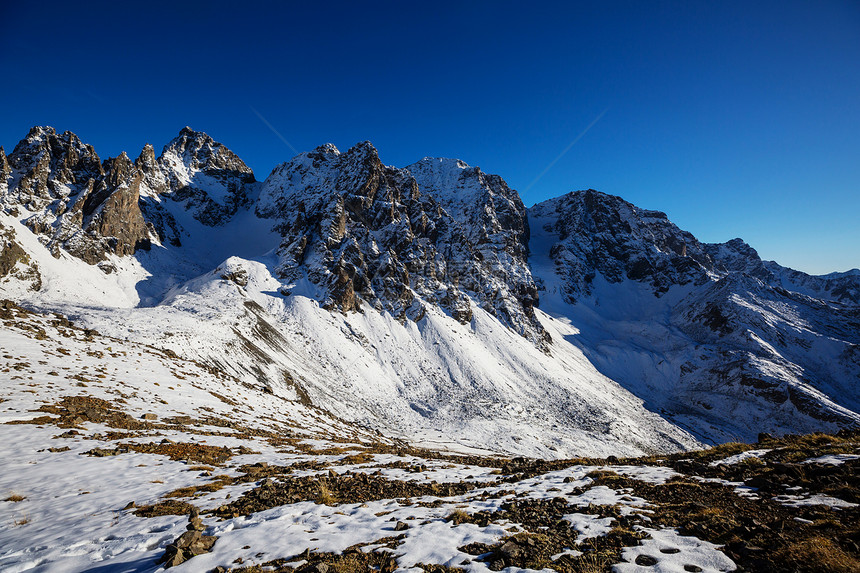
[1,125,858,457]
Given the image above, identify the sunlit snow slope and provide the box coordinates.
[1,127,858,458]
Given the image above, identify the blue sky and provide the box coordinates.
[1,1,858,274]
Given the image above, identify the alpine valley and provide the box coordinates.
[2,127,860,573]
[1,126,859,458]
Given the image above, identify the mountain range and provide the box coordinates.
[2,126,858,458]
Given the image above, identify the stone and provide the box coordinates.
[162,547,186,568]
[635,555,659,566]
[158,518,216,567]
[498,540,523,561]
[176,530,201,547]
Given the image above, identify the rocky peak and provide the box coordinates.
[531,189,860,308]
[314,143,341,157]
[0,147,10,193]
[101,152,134,187]
[530,189,714,300]
[134,143,169,197]
[135,143,157,170]
[161,127,253,176]
[4,126,103,211]
[407,156,530,252]
[0,128,154,265]
[259,142,549,346]
[703,238,765,276]
[258,141,393,218]
[155,128,256,226]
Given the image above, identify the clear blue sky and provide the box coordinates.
[2,1,858,274]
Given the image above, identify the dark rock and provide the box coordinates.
[257,144,550,348]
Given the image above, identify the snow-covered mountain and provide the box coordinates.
[1,126,858,457]
[530,191,860,442]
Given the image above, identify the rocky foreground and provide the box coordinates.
[1,301,858,573]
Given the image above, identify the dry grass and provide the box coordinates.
[584,469,624,483]
[133,499,195,517]
[4,493,26,502]
[695,506,726,518]
[340,451,375,464]
[738,456,765,468]
[571,551,609,573]
[164,476,233,498]
[317,483,336,505]
[685,441,752,462]
[774,536,860,573]
[13,514,30,526]
[445,509,471,525]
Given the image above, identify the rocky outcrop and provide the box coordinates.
[530,190,715,301]
[0,126,259,265]
[531,189,860,307]
[530,188,860,440]
[257,142,549,346]
[0,147,11,195]
[0,223,41,290]
[0,127,152,263]
[153,127,256,226]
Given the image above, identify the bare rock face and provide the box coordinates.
[0,147,11,196]
[154,126,256,227]
[0,223,41,290]
[85,154,152,258]
[530,189,716,301]
[258,142,549,346]
[0,126,259,265]
[1,127,152,263]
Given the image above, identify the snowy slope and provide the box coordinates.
[0,304,756,573]
[528,191,860,443]
[59,255,701,458]
[1,126,858,460]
